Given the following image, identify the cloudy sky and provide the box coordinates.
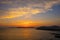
[0,0,60,27]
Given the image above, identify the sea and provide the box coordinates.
[0,28,60,40]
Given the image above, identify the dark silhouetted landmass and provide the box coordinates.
[9,27,34,28]
[36,25,60,31]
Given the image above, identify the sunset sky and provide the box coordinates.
[0,0,60,27]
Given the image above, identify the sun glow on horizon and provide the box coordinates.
[19,21,38,27]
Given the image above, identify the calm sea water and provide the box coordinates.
[0,28,60,40]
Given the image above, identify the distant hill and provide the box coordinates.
[36,25,60,31]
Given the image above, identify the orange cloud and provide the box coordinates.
[0,0,60,19]
[1,7,41,19]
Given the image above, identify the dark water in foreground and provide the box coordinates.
[0,28,60,40]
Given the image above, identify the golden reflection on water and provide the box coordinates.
[0,28,55,40]
[21,28,32,38]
